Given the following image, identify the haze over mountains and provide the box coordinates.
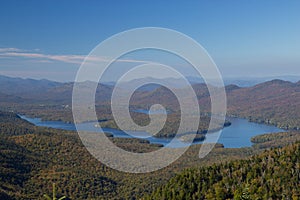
[2,74,300,93]
[0,74,300,131]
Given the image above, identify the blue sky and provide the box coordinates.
[0,0,300,82]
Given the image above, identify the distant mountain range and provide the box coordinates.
[2,74,300,94]
[0,75,61,95]
[107,75,300,89]
[0,74,300,130]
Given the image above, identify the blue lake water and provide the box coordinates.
[20,115,285,148]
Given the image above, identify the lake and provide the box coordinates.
[20,115,284,148]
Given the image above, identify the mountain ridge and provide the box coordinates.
[0,74,300,130]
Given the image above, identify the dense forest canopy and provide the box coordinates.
[0,109,299,199]
[146,142,300,200]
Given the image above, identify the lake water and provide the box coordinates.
[20,115,284,148]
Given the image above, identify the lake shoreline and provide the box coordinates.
[19,114,285,149]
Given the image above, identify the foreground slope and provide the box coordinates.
[0,111,254,199]
[146,142,300,200]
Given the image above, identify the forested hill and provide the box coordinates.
[121,79,300,131]
[146,142,300,200]
[0,111,35,137]
[226,79,300,130]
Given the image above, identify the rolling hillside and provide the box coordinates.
[2,110,297,199]
[227,80,300,129]
[146,141,300,199]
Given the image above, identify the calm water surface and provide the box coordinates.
[20,115,284,148]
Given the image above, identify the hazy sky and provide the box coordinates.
[0,0,300,82]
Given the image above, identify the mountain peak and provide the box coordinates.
[268,79,292,84]
[254,79,293,89]
[225,84,240,91]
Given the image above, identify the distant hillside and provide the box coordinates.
[0,75,114,105]
[105,75,300,88]
[227,79,300,130]
[0,92,25,103]
[131,79,300,130]
[0,75,61,96]
[0,75,300,132]
[223,75,300,87]
[130,79,300,130]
